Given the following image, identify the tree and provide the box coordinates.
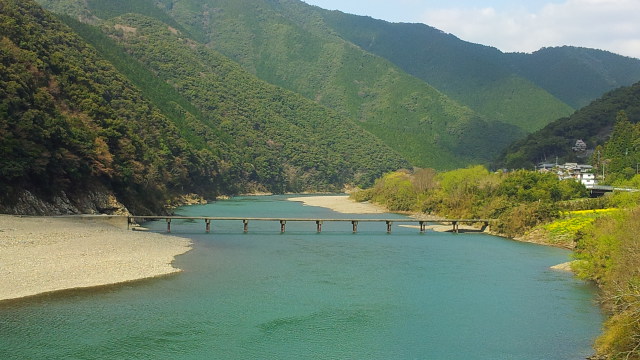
[602,111,640,180]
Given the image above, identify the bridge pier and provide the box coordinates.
[280,220,286,232]
[166,218,171,233]
[386,221,393,233]
[419,221,426,233]
[243,220,249,232]
[205,219,211,233]
[452,221,459,233]
[316,220,323,232]
[352,221,358,233]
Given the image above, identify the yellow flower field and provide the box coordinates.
[544,208,620,244]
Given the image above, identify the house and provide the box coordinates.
[572,139,587,152]
[538,162,597,187]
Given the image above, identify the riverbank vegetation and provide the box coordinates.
[351,166,587,238]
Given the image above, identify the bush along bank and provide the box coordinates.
[350,167,587,239]
[573,208,640,360]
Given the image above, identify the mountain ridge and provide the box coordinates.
[319,9,640,122]
[145,0,534,167]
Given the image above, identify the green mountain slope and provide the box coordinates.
[98,12,409,188]
[112,0,518,168]
[319,11,575,133]
[495,81,640,169]
[0,0,227,213]
[39,0,517,169]
[60,15,228,150]
[1,0,409,214]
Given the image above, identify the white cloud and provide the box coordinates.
[421,0,640,58]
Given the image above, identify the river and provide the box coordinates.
[0,195,602,359]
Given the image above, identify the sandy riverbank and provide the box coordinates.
[288,195,386,214]
[0,215,191,302]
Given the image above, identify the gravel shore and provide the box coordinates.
[0,215,191,302]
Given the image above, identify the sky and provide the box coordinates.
[302,0,640,59]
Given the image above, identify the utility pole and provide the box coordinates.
[597,150,602,182]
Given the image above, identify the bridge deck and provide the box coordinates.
[128,216,495,234]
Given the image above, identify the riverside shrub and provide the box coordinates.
[353,167,586,236]
[573,208,640,359]
[493,202,560,238]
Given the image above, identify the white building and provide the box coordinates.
[539,162,597,187]
[579,172,596,187]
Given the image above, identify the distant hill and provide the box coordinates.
[507,46,640,109]
[319,11,640,127]
[1,0,408,214]
[495,81,640,170]
[319,11,574,133]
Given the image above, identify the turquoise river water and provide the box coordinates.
[0,195,603,359]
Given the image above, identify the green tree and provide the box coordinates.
[604,111,640,179]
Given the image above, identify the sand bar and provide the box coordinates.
[550,261,575,272]
[0,215,191,302]
[287,195,386,214]
[399,224,483,232]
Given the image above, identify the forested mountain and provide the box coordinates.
[495,81,640,170]
[0,0,225,214]
[34,0,640,170]
[157,0,640,130]
[151,0,541,166]
[0,0,408,214]
[38,0,525,168]
[95,13,409,188]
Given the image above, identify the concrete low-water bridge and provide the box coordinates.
[586,184,639,197]
[128,216,495,234]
